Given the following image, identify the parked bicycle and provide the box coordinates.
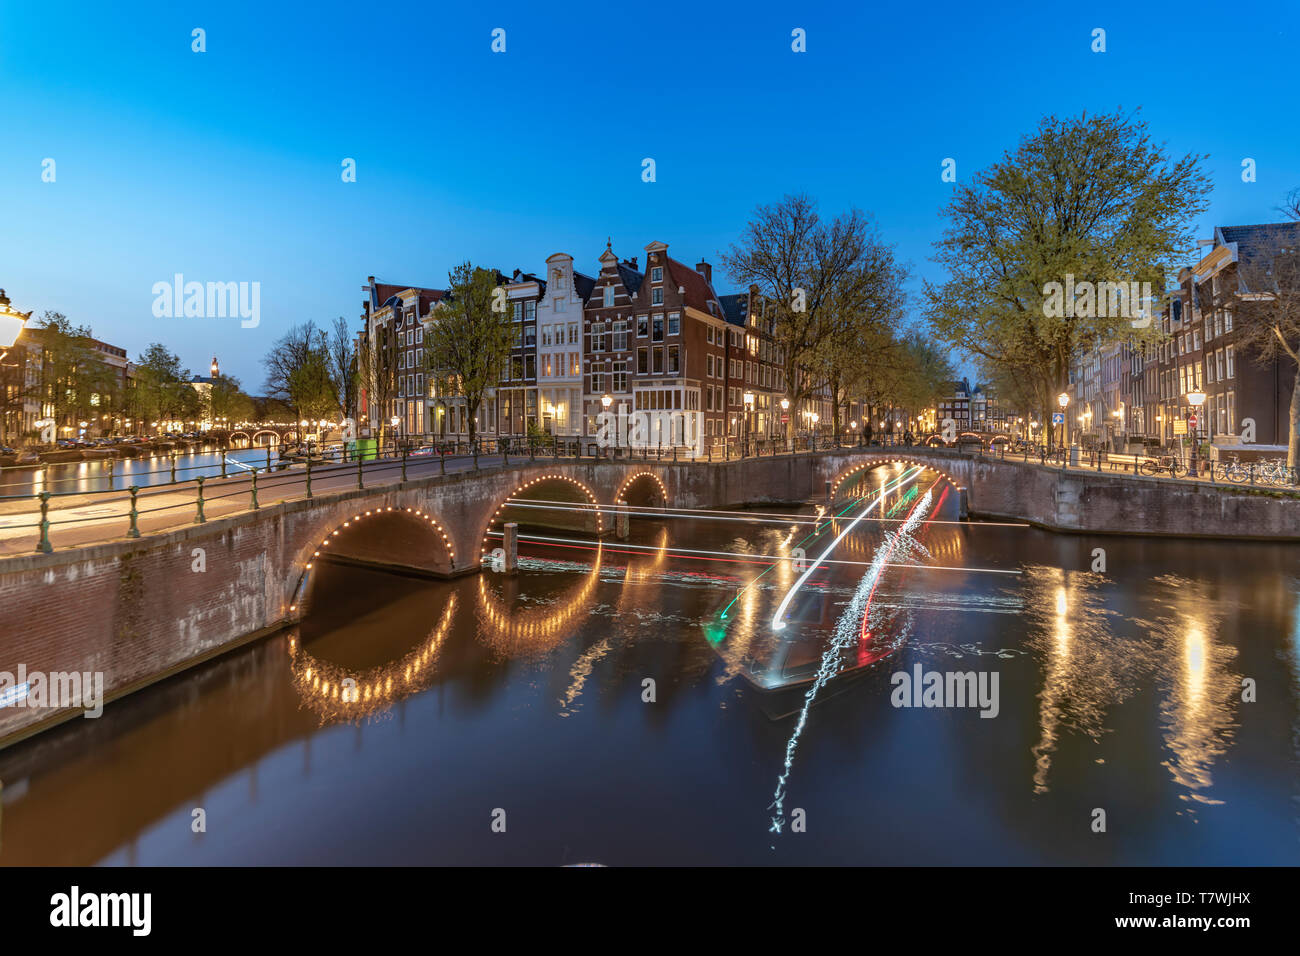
[1138,455,1189,479]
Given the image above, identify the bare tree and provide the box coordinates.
[722,194,888,443]
[327,315,358,420]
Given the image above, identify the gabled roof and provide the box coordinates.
[1215,222,1300,294]
[718,293,748,327]
[666,256,725,318]
[617,261,643,297]
[573,271,597,303]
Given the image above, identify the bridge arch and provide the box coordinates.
[228,430,251,448]
[614,469,668,507]
[290,505,457,614]
[479,473,604,565]
[830,456,965,501]
[251,429,281,447]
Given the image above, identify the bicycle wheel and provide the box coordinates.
[1170,461,1189,478]
[1224,464,1249,483]
[1139,460,1159,477]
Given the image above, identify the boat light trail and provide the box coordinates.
[769,487,935,833]
[771,465,923,632]
[482,530,1020,575]
[501,498,1029,528]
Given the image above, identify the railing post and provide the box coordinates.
[251,468,260,509]
[127,485,141,538]
[195,475,207,523]
[305,454,313,498]
[221,455,228,479]
[266,446,272,471]
[440,452,446,476]
[401,445,408,482]
[36,491,52,553]
[107,458,115,491]
[170,453,177,484]
[357,450,364,490]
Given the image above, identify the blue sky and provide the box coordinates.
[2,0,1296,388]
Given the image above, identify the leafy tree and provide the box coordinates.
[204,372,255,425]
[40,312,122,434]
[424,262,513,446]
[924,108,1211,433]
[135,343,197,431]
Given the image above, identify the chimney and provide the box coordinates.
[623,257,638,270]
[696,260,712,284]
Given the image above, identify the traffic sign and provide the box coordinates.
[1173,420,1188,436]
[1051,412,1065,425]
[1188,415,1198,428]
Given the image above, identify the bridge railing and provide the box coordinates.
[0,435,954,556]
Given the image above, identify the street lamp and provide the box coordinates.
[1056,392,1069,454]
[0,289,31,361]
[742,391,754,452]
[1186,390,1206,477]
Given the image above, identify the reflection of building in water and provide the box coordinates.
[476,543,604,660]
[1142,577,1238,807]
[288,595,456,723]
[1023,567,1136,794]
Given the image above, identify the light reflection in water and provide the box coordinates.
[288,594,457,724]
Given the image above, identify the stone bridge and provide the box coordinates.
[2,446,1297,747]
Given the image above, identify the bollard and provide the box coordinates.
[107,458,115,491]
[36,491,52,553]
[170,454,177,483]
[503,521,519,575]
[401,446,408,483]
[222,455,228,479]
[266,446,272,471]
[440,452,446,476]
[195,475,207,523]
[127,485,141,538]
[250,469,260,509]
[305,454,313,498]
[357,451,364,490]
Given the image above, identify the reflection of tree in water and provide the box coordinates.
[1134,574,1239,811]
[1022,566,1137,794]
[287,595,457,725]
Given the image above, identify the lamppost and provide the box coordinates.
[0,289,32,362]
[1186,390,1206,477]
[780,397,791,450]
[742,390,754,453]
[1056,392,1069,454]
[601,393,612,456]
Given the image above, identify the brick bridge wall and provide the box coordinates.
[1,449,1296,747]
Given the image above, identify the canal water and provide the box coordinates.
[0,462,1297,865]
[0,447,272,498]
